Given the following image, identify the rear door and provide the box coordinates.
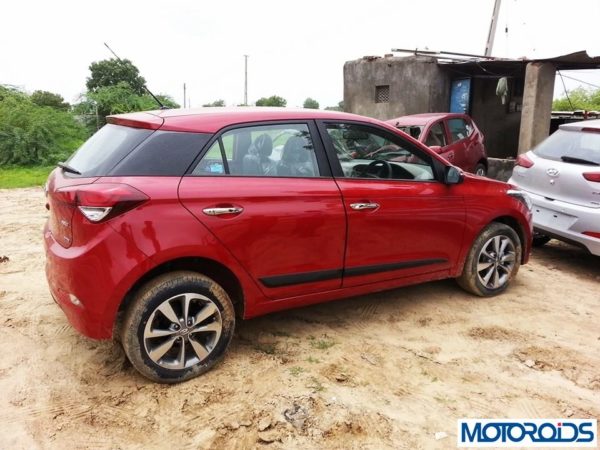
[179,121,347,299]
[318,121,466,288]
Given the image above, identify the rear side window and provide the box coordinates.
[110,131,211,176]
[534,129,600,165]
[447,119,470,142]
[67,124,153,177]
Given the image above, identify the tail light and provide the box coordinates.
[56,183,149,223]
[515,154,534,168]
[583,172,600,182]
[583,231,600,239]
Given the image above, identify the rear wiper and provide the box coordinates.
[560,155,600,166]
[57,162,82,175]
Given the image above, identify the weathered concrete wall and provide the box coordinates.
[518,62,556,154]
[487,157,516,182]
[344,56,450,120]
[470,77,523,158]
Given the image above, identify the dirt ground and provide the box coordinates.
[1,187,599,449]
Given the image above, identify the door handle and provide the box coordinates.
[350,202,379,210]
[202,207,244,216]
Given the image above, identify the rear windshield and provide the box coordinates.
[534,129,600,165]
[67,124,153,176]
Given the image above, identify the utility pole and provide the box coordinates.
[484,0,502,57]
[183,83,187,108]
[244,55,249,105]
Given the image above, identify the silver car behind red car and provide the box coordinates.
[509,119,600,255]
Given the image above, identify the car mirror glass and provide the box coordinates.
[445,166,463,184]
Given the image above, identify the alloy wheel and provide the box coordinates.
[476,235,516,289]
[143,293,222,369]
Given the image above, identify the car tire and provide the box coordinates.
[457,223,521,297]
[474,163,487,177]
[121,271,235,383]
[532,233,551,247]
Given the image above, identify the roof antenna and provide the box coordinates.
[103,42,167,110]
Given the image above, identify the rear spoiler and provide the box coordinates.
[106,112,164,130]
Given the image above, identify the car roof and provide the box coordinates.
[386,112,469,127]
[107,107,386,133]
[559,118,600,132]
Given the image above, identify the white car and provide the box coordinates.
[508,119,600,255]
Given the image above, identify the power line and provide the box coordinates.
[557,71,574,110]
[557,73,600,89]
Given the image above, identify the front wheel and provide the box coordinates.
[457,223,521,296]
[121,271,235,383]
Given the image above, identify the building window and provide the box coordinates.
[375,85,390,103]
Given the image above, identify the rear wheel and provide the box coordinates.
[474,163,487,177]
[457,223,521,296]
[121,271,235,383]
[532,232,551,247]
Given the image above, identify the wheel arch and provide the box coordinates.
[114,256,245,338]
[491,215,527,263]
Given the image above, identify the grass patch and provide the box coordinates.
[306,376,325,392]
[306,356,320,364]
[289,366,305,377]
[254,342,278,355]
[309,335,336,350]
[0,166,53,189]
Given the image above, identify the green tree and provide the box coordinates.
[303,97,319,109]
[76,82,178,131]
[325,101,344,112]
[255,95,287,107]
[31,90,70,110]
[203,99,226,107]
[0,86,87,166]
[86,58,147,95]
[553,87,600,111]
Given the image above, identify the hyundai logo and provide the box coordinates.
[546,168,560,177]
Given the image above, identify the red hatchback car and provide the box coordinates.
[387,113,488,176]
[44,108,532,383]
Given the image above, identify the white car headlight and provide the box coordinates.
[507,189,532,211]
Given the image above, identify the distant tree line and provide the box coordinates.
[1,55,344,167]
[553,87,600,111]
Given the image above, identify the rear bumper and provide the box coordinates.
[44,221,150,339]
[524,191,600,256]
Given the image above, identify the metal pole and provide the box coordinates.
[484,0,502,57]
[244,55,248,105]
[183,83,187,108]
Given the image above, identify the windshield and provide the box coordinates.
[397,125,423,140]
[534,129,600,165]
[67,124,154,176]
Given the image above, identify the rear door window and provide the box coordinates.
[67,124,153,176]
[192,123,322,177]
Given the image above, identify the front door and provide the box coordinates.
[318,121,466,287]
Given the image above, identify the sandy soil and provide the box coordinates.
[0,187,599,449]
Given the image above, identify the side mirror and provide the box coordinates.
[429,145,443,154]
[444,166,463,185]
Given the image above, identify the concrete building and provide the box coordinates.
[344,51,600,164]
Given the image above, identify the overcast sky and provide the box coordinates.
[2,0,599,109]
